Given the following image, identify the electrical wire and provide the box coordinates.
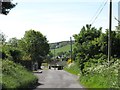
[89,0,105,23]
[90,0,108,25]
[115,17,120,23]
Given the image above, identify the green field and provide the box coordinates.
[51,44,75,56]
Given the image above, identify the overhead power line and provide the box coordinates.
[90,0,108,25]
[89,0,105,23]
[114,17,120,23]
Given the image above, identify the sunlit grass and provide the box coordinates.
[51,44,75,56]
[64,59,119,88]
[80,69,118,88]
[1,59,38,89]
[64,62,80,75]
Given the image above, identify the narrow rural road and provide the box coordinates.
[34,69,85,89]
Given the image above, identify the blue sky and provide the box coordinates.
[0,0,119,43]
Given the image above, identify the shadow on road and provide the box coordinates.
[35,82,44,86]
[33,71,42,74]
[29,82,44,90]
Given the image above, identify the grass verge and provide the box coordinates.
[1,59,38,89]
[64,60,119,89]
[80,69,118,88]
[64,62,80,75]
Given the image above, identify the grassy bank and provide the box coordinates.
[1,59,38,89]
[64,62,80,75]
[80,69,118,88]
[64,59,119,88]
[79,59,119,88]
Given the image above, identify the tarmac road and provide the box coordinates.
[34,69,85,89]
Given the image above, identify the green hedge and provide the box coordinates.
[1,59,38,89]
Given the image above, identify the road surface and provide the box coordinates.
[34,69,85,89]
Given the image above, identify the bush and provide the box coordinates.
[80,68,119,88]
[79,58,119,88]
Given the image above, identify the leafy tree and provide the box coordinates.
[20,30,50,69]
[74,24,120,74]
[1,0,17,15]
[2,43,22,62]
[73,24,102,74]
[100,29,120,58]
[111,31,120,58]
[44,52,53,63]
[8,37,18,47]
[0,32,6,45]
[48,52,53,59]
[74,24,102,44]
[9,48,22,62]
[74,24,102,56]
[0,51,7,59]
[57,51,65,58]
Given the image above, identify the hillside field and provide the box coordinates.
[51,44,75,56]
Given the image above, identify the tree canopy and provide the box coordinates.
[19,30,50,62]
[1,0,17,15]
[0,32,6,45]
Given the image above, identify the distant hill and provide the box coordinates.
[49,41,75,56]
[49,41,75,49]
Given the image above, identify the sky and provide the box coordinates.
[0,0,119,43]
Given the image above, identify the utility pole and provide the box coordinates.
[118,1,120,25]
[0,0,2,14]
[70,37,72,60]
[54,47,55,60]
[108,0,112,66]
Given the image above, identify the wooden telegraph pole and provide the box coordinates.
[53,47,55,70]
[70,37,72,60]
[108,0,112,66]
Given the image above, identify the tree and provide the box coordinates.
[73,24,102,74]
[20,30,50,69]
[8,37,18,47]
[0,32,6,45]
[44,52,53,63]
[57,51,64,58]
[9,48,22,62]
[0,51,7,59]
[111,29,120,58]
[1,0,17,15]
